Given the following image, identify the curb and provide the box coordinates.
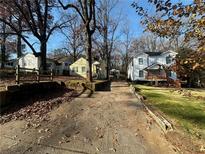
[130,85,173,133]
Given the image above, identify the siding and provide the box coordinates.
[128,51,177,81]
[18,53,39,70]
[70,58,88,78]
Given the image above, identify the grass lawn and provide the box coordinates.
[134,84,205,139]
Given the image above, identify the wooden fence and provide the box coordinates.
[15,65,53,84]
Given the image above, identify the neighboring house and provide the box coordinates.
[53,57,71,75]
[18,53,70,75]
[18,53,41,70]
[110,69,120,79]
[128,50,177,81]
[70,57,100,78]
[1,59,17,68]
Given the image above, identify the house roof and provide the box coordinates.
[70,57,87,66]
[54,56,71,64]
[47,58,61,65]
[145,52,162,56]
[134,50,177,58]
[93,61,100,65]
[70,57,100,66]
[143,62,163,70]
[161,50,177,55]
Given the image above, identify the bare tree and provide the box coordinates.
[59,0,96,82]
[94,0,120,79]
[121,21,133,76]
[61,14,84,63]
[0,0,67,71]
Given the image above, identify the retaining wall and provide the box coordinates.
[0,81,65,109]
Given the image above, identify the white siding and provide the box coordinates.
[18,53,39,70]
[128,51,177,81]
[132,53,148,81]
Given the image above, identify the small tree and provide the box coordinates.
[176,47,204,87]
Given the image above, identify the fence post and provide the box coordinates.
[50,69,53,81]
[37,69,40,83]
[16,65,20,84]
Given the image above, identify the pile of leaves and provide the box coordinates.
[0,90,75,124]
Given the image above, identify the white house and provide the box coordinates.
[18,53,70,75]
[18,53,41,70]
[127,50,177,81]
[0,59,17,68]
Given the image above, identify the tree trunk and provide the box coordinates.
[106,51,110,80]
[40,41,47,72]
[17,35,22,58]
[17,17,22,58]
[125,53,129,78]
[73,48,77,62]
[1,22,6,69]
[87,32,93,82]
[104,7,109,80]
[1,37,6,69]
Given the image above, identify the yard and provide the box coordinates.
[133,84,205,140]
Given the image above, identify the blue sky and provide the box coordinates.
[26,0,144,53]
[25,0,193,54]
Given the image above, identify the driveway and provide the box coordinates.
[0,82,177,154]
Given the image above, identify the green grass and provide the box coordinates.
[134,84,205,138]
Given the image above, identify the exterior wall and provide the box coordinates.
[70,57,98,78]
[70,57,88,78]
[132,53,148,81]
[148,51,176,66]
[17,53,70,75]
[57,60,70,75]
[129,51,177,81]
[18,53,39,70]
[2,60,17,68]
[159,51,176,66]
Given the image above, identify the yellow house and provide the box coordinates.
[70,57,99,78]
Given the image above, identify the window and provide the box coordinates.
[82,67,86,73]
[168,71,172,77]
[166,56,172,64]
[65,63,68,66]
[139,58,143,65]
[139,70,144,77]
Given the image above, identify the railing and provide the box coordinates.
[146,75,167,80]
[15,65,53,84]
